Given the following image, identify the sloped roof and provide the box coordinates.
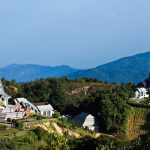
[17,98,28,102]
[37,105,54,111]
[0,80,11,98]
[136,88,147,93]
[71,112,100,127]
[139,88,147,93]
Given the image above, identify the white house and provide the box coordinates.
[36,105,54,116]
[134,87,149,99]
[71,112,100,131]
[0,79,11,108]
[16,98,54,116]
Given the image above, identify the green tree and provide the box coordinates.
[105,80,109,85]
[100,80,103,84]
[7,118,11,123]
[48,89,68,112]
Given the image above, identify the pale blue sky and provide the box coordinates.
[0,0,150,69]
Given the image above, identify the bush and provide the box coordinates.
[36,115,42,120]
[0,124,7,130]
[127,102,150,108]
[33,126,49,140]
[15,121,24,128]
[68,121,82,129]
[33,114,38,117]
[12,119,16,124]
[7,118,11,123]
[59,117,68,122]
[52,112,60,118]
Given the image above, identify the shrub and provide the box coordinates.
[33,126,49,140]
[15,121,23,128]
[36,115,42,120]
[0,124,7,130]
[68,121,82,129]
[52,112,60,118]
[7,118,11,123]
[12,119,16,124]
[33,114,37,117]
[59,117,68,122]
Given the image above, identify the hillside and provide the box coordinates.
[67,51,150,84]
[0,64,82,82]
[127,106,150,140]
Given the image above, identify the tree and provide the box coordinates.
[48,89,68,112]
[105,80,109,85]
[6,81,10,86]
[7,118,11,123]
[100,80,103,84]
[94,78,99,83]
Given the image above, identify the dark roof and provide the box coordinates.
[32,102,49,106]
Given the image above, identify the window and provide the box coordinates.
[43,111,46,115]
[47,111,50,116]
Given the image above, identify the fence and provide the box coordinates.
[5,118,57,129]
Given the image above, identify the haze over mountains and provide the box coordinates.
[1,51,150,84]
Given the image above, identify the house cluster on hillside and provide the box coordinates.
[0,79,54,120]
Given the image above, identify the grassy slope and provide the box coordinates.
[127,106,150,140]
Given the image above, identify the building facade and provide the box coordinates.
[0,79,11,108]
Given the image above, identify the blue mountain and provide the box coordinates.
[0,64,82,82]
[67,51,150,84]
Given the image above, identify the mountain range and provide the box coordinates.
[0,64,81,82]
[1,51,150,84]
[67,51,150,84]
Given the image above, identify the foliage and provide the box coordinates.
[48,89,68,112]
[52,111,60,118]
[36,115,42,120]
[12,119,16,124]
[0,124,7,130]
[7,118,11,123]
[127,101,150,108]
[59,117,68,122]
[15,120,23,128]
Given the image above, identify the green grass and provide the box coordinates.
[56,120,94,138]
[0,128,22,136]
[75,127,94,137]
[50,123,56,131]
[0,121,6,123]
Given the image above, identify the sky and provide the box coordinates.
[0,0,150,69]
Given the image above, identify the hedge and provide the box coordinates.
[127,102,150,108]
[0,124,7,130]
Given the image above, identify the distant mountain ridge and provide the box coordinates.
[0,64,82,82]
[67,51,150,84]
[1,51,150,84]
